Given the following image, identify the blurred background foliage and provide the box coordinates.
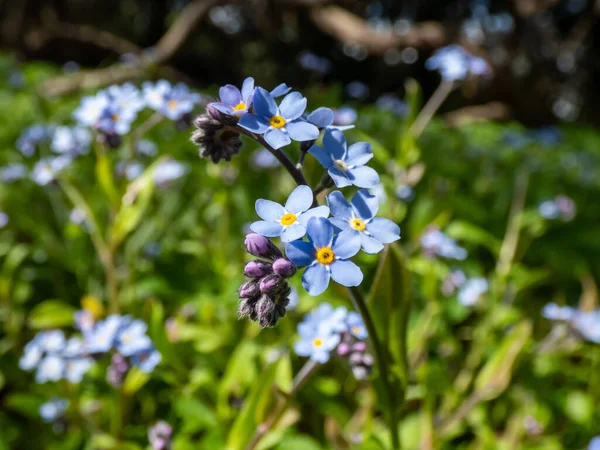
[1,1,600,449]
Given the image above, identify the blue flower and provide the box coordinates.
[16,124,54,157]
[239,87,319,149]
[153,159,189,186]
[589,436,600,450]
[306,107,354,131]
[31,156,73,186]
[309,129,380,188]
[143,80,200,120]
[64,357,94,383]
[131,347,162,373]
[116,320,152,356]
[301,303,348,334]
[36,355,65,383]
[376,94,407,117]
[327,189,400,254]
[573,311,600,343]
[19,340,44,371]
[457,278,488,306]
[39,398,69,423]
[420,226,467,260]
[251,185,330,243]
[333,107,357,126]
[85,315,127,354]
[542,303,576,321]
[294,322,340,363]
[346,312,367,339]
[286,217,363,296]
[425,45,491,81]
[211,77,255,117]
[51,126,91,156]
[1,163,28,182]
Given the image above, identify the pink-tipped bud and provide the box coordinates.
[244,260,272,278]
[272,258,297,278]
[337,343,351,356]
[259,275,281,294]
[352,341,367,352]
[245,233,269,257]
[239,281,259,299]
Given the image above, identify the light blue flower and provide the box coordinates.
[16,125,54,157]
[211,77,255,117]
[143,80,201,120]
[64,357,94,383]
[62,337,83,358]
[420,226,467,260]
[346,312,367,339]
[309,129,380,188]
[287,287,299,309]
[19,340,43,371]
[286,217,363,296]
[136,139,158,156]
[74,310,95,333]
[42,330,66,353]
[251,148,279,169]
[239,87,319,149]
[333,107,357,126]
[376,94,407,117]
[153,159,189,186]
[573,311,600,343]
[425,45,491,81]
[31,155,73,186]
[251,185,330,243]
[116,320,152,356]
[327,189,400,254]
[294,322,340,363]
[36,355,65,383]
[457,278,488,306]
[85,315,128,354]
[542,303,576,322]
[0,212,8,229]
[1,163,28,182]
[51,126,91,156]
[131,347,162,373]
[305,107,354,131]
[301,303,348,334]
[39,398,69,423]
[589,436,600,450]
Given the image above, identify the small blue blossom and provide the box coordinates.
[51,126,91,156]
[457,278,488,306]
[309,129,380,189]
[251,185,330,243]
[39,398,69,423]
[420,226,467,260]
[327,189,400,254]
[287,287,299,309]
[36,355,65,383]
[333,107,357,126]
[143,80,200,120]
[538,196,576,221]
[346,312,367,339]
[542,303,577,322]
[589,436,600,450]
[19,339,44,371]
[0,212,8,229]
[74,309,95,333]
[298,51,332,74]
[211,77,255,117]
[301,303,348,334]
[116,161,144,181]
[136,139,158,156]
[153,159,189,186]
[131,347,162,373]
[116,320,152,356]
[31,156,73,186]
[239,87,319,149]
[251,148,279,169]
[85,315,127,354]
[425,45,491,81]
[64,357,94,383]
[375,94,407,117]
[572,311,600,343]
[306,107,354,131]
[286,217,363,296]
[395,185,415,201]
[294,322,341,363]
[1,163,28,182]
[16,125,54,157]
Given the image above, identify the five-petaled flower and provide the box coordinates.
[239,87,319,149]
[286,217,363,296]
[251,185,329,243]
[327,189,400,254]
[211,77,255,117]
[143,80,201,120]
[294,320,341,363]
[309,129,379,188]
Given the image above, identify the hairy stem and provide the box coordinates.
[409,80,455,138]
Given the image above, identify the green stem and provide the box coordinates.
[347,286,400,450]
[409,80,455,138]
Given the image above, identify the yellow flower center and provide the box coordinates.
[313,338,323,348]
[316,247,335,265]
[333,159,348,172]
[168,100,178,109]
[269,115,286,129]
[233,101,247,112]
[280,213,297,226]
[352,326,361,335]
[350,218,366,231]
[111,114,120,122]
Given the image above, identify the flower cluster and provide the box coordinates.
[442,270,488,306]
[425,45,492,81]
[295,303,373,379]
[420,226,467,260]
[148,421,173,450]
[542,303,600,343]
[538,195,576,221]
[238,233,297,327]
[39,398,69,424]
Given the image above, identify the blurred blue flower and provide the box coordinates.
[31,156,73,186]
[294,322,341,363]
[143,80,200,120]
[542,303,577,321]
[301,303,348,334]
[420,226,467,260]
[251,185,330,243]
[573,311,600,343]
[327,189,400,254]
[287,287,299,309]
[333,107,357,126]
[116,320,152,356]
[64,357,94,383]
[251,148,279,169]
[211,77,255,117]
[19,339,44,371]
[425,45,491,81]
[51,126,91,156]
[309,129,379,188]
[589,436,600,450]
[346,81,369,99]
[74,309,95,333]
[1,163,28,182]
[39,398,69,423]
[16,124,54,157]
[0,212,8,229]
[346,311,367,339]
[395,185,415,201]
[375,94,407,117]
[131,347,162,373]
[153,159,189,186]
[239,87,319,149]
[116,161,144,181]
[286,217,363,295]
[136,139,158,157]
[43,330,66,353]
[36,355,65,383]
[457,278,488,306]
[538,196,576,221]
[298,51,332,74]
[85,315,127,354]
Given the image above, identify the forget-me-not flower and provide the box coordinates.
[327,189,400,254]
[294,321,341,363]
[250,185,330,243]
[36,355,65,383]
[31,156,73,186]
[286,217,363,296]
[420,226,467,260]
[143,80,201,120]
[39,398,69,423]
[239,87,319,149]
[305,107,354,131]
[309,129,380,188]
[457,278,488,306]
[425,45,491,81]
[131,347,162,373]
[1,163,28,182]
[301,303,348,334]
[16,125,54,157]
[64,357,94,383]
[153,159,189,186]
[211,77,256,117]
[346,311,368,339]
[116,320,152,356]
[51,126,91,156]
[85,315,127,354]
[542,303,577,322]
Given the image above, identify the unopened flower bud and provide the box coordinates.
[349,353,363,365]
[259,274,285,294]
[97,132,121,149]
[244,260,272,278]
[352,366,369,380]
[192,114,242,163]
[206,103,239,126]
[238,298,256,318]
[337,343,351,356]
[272,258,296,278]
[362,354,375,366]
[244,233,282,259]
[352,341,367,352]
[239,280,259,299]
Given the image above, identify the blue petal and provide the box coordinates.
[308,144,333,168]
[298,205,330,226]
[360,233,385,254]
[332,229,361,259]
[255,199,285,220]
[366,218,401,244]
[330,218,350,232]
[279,92,307,120]
[270,83,292,98]
[311,349,331,363]
[285,185,313,213]
[250,220,283,237]
[351,189,378,220]
[328,168,352,188]
[286,121,319,142]
[322,129,346,160]
[241,77,255,100]
[302,264,331,296]
[347,166,380,188]
[281,223,307,242]
[265,128,291,149]
[253,87,278,118]
[286,241,316,267]
[219,85,242,106]
[345,142,373,167]
[211,102,235,116]
[306,217,334,248]
[307,107,334,127]
[239,114,269,134]
[327,191,353,220]
[294,339,314,356]
[330,260,363,287]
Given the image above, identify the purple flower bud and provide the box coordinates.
[244,233,283,260]
[272,258,297,278]
[259,274,284,294]
[244,260,273,278]
[239,281,259,299]
[352,366,369,380]
[349,352,363,365]
[206,102,239,126]
[337,343,351,356]
[362,354,375,366]
[352,341,367,352]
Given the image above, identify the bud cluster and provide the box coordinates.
[191,114,242,163]
[239,233,297,327]
[337,334,375,380]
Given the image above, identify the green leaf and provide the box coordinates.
[122,367,150,395]
[445,220,502,256]
[28,300,76,328]
[3,393,43,419]
[174,397,218,433]
[95,146,120,206]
